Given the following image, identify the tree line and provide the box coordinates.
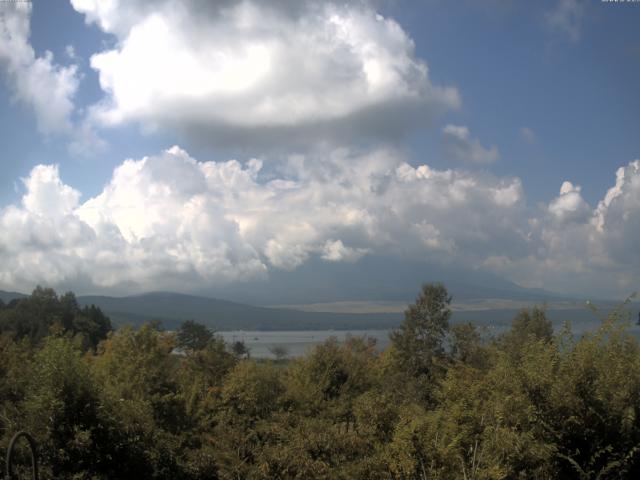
[1,284,640,479]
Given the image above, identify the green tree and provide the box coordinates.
[0,334,31,443]
[91,323,187,478]
[0,287,111,348]
[389,283,451,403]
[72,304,113,350]
[500,307,553,356]
[176,320,214,351]
[213,362,285,478]
[450,322,489,369]
[177,334,236,417]
[21,336,105,478]
[231,340,250,359]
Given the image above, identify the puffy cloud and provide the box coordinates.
[595,161,640,267]
[548,181,591,223]
[0,3,78,135]
[22,165,81,219]
[442,125,500,164]
[1,145,639,298]
[0,3,104,154]
[487,161,640,297]
[0,145,527,294]
[321,240,369,263]
[71,0,460,147]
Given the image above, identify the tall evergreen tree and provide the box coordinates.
[390,283,451,380]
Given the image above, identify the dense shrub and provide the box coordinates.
[1,285,640,479]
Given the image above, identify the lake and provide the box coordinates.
[220,313,640,358]
[219,329,392,358]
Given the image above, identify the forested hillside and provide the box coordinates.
[1,285,640,479]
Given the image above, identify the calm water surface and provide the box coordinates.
[219,330,391,358]
[220,316,640,358]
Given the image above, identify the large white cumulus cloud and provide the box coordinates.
[2,148,639,298]
[488,161,640,297]
[70,0,460,146]
[1,146,528,294]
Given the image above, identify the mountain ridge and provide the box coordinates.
[1,288,617,332]
[76,291,402,331]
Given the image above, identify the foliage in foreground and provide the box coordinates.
[1,285,640,479]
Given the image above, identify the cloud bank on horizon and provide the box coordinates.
[0,0,638,299]
[1,146,639,298]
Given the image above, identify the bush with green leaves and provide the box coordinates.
[1,285,640,479]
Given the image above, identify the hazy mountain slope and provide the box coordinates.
[205,256,569,305]
[77,292,402,330]
[4,288,621,332]
[0,290,27,303]
[76,291,614,332]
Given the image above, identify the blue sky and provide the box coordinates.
[0,0,639,299]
